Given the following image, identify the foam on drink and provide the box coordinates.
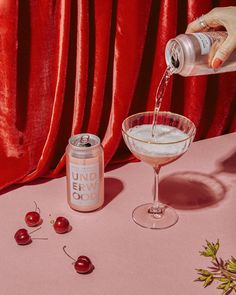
[127,124,189,166]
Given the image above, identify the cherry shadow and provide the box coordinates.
[159,171,227,210]
[103,177,124,207]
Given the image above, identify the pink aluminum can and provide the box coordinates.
[165,31,236,76]
[66,133,104,212]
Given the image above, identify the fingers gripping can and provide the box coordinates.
[66,133,104,212]
[165,31,236,76]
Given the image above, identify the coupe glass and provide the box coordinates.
[122,111,196,229]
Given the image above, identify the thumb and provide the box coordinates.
[212,36,236,69]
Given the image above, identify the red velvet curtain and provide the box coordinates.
[0,0,235,192]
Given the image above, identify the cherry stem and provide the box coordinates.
[29,227,48,240]
[34,201,40,214]
[49,214,54,224]
[63,245,76,262]
[29,226,42,235]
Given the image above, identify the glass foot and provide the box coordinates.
[132,203,178,229]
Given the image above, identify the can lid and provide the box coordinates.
[69,133,100,149]
[165,38,183,73]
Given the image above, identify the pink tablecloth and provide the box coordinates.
[0,133,236,295]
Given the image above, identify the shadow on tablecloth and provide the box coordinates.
[103,177,124,207]
[159,171,227,210]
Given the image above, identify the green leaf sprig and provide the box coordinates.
[195,239,236,294]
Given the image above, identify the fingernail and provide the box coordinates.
[212,58,223,69]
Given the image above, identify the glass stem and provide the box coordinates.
[148,167,163,215]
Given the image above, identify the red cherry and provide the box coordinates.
[14,228,31,245]
[74,256,94,274]
[63,246,94,274]
[53,216,70,234]
[14,227,47,246]
[25,211,41,227]
[25,201,42,227]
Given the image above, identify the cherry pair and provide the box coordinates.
[14,202,45,246]
[24,201,71,234]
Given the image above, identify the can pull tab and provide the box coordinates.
[79,135,91,147]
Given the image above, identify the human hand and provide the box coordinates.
[185,6,236,69]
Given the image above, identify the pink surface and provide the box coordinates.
[0,133,236,295]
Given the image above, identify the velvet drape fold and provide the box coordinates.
[0,0,235,192]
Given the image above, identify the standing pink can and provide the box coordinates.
[66,133,104,212]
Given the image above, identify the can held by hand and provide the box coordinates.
[165,31,236,76]
[66,133,104,212]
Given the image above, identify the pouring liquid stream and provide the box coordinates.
[151,66,174,139]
